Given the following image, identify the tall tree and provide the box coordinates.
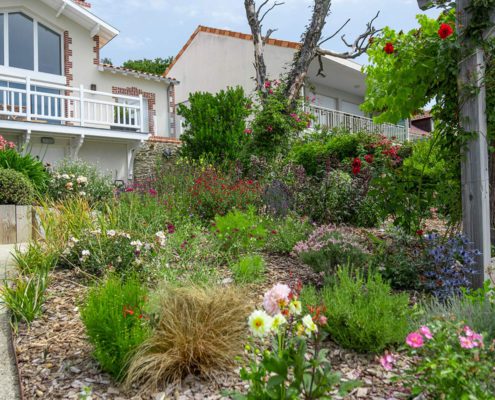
[122,57,173,75]
[244,0,380,105]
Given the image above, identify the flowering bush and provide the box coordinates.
[234,283,358,399]
[47,160,114,205]
[59,229,160,277]
[293,225,368,275]
[190,167,261,220]
[383,320,495,399]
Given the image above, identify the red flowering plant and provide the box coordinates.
[190,166,261,221]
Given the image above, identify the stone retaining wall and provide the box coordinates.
[133,137,181,182]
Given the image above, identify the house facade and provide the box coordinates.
[165,26,409,141]
[0,0,179,181]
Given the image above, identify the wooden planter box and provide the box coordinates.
[0,205,33,244]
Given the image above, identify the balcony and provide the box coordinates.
[0,75,148,134]
[307,105,410,142]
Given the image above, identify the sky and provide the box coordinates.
[91,0,440,67]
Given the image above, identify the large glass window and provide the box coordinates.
[9,13,34,71]
[0,15,4,66]
[38,23,61,75]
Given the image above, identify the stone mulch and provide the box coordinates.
[13,255,411,400]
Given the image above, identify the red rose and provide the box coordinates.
[244,128,252,135]
[351,157,362,175]
[384,42,394,54]
[364,154,374,164]
[416,229,424,237]
[167,224,175,234]
[438,23,454,39]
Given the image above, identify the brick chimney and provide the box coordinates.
[73,0,92,8]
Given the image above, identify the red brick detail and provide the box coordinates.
[112,87,156,135]
[72,0,92,8]
[164,25,301,76]
[148,136,181,144]
[93,35,100,65]
[63,31,73,119]
[168,84,177,138]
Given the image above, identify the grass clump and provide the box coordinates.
[230,254,266,283]
[81,275,150,381]
[321,267,411,353]
[126,284,251,390]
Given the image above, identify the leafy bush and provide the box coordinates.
[321,267,411,353]
[0,271,48,327]
[264,215,312,254]
[0,169,35,205]
[47,160,114,205]
[0,138,49,192]
[293,225,368,275]
[13,243,58,275]
[81,275,150,380]
[397,320,495,399]
[230,254,266,284]
[178,87,251,163]
[212,207,267,259]
[190,167,261,221]
[126,284,251,389]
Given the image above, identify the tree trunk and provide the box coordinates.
[245,0,268,94]
[490,147,495,244]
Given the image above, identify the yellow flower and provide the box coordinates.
[296,323,305,337]
[248,310,273,337]
[302,314,318,335]
[289,300,302,315]
[271,313,287,331]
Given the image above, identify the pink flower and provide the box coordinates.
[459,335,475,349]
[463,326,474,337]
[266,126,273,132]
[125,188,134,192]
[263,284,291,316]
[264,81,271,89]
[379,353,395,371]
[406,332,424,348]
[149,189,158,196]
[419,326,433,340]
[244,128,252,135]
[318,315,328,326]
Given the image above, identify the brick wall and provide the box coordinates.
[133,137,181,182]
[168,84,177,138]
[72,0,92,8]
[63,31,73,119]
[112,87,156,134]
[93,35,100,65]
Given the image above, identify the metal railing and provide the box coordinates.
[0,75,147,132]
[307,104,409,141]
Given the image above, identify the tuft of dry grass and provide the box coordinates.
[125,284,252,390]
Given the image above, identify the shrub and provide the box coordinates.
[0,271,48,327]
[80,275,150,380]
[230,254,266,284]
[178,87,251,163]
[190,167,261,220]
[0,169,35,205]
[264,215,312,254]
[125,284,251,389]
[13,243,58,275]
[212,207,267,259]
[0,138,49,192]
[321,267,411,353]
[47,159,114,205]
[395,320,495,399]
[293,225,368,275]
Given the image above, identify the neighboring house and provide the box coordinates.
[0,0,179,181]
[165,26,409,141]
[408,111,433,140]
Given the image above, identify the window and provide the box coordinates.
[0,15,4,65]
[9,13,34,71]
[38,23,61,75]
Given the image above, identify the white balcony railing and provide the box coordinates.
[307,104,409,142]
[0,75,147,133]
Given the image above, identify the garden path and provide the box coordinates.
[0,244,23,400]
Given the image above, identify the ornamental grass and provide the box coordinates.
[125,284,251,390]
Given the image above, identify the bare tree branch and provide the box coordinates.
[263,28,278,44]
[319,18,351,46]
[260,1,285,23]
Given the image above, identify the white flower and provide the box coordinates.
[248,310,273,338]
[90,229,101,235]
[79,191,86,196]
[69,236,79,244]
[106,230,116,237]
[289,300,302,316]
[119,232,131,239]
[302,314,318,335]
[155,231,167,247]
[81,250,91,257]
[271,313,287,331]
[131,240,143,248]
[61,174,70,180]
[76,176,88,185]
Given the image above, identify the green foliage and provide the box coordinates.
[47,160,114,205]
[178,87,251,163]
[264,216,312,254]
[81,275,150,380]
[0,148,49,192]
[321,267,411,353]
[0,169,35,205]
[402,319,495,399]
[122,57,173,75]
[0,271,49,327]
[13,243,58,275]
[230,254,266,284]
[293,226,368,275]
[212,207,267,259]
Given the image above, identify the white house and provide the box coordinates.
[0,0,179,181]
[165,26,408,141]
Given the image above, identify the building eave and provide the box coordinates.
[98,64,179,84]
